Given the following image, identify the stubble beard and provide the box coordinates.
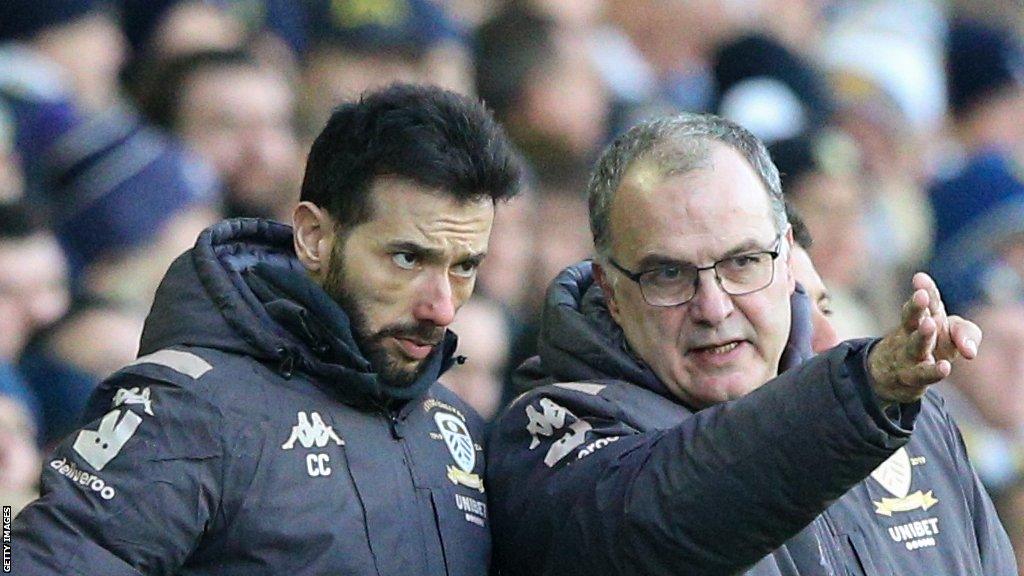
[322,245,440,389]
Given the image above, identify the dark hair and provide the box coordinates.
[138,48,261,130]
[0,201,48,241]
[300,83,523,229]
[473,6,557,122]
[785,201,813,249]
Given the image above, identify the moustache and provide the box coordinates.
[375,323,446,347]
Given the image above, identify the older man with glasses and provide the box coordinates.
[486,113,1013,576]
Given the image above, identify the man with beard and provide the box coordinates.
[486,113,1011,575]
[13,83,523,575]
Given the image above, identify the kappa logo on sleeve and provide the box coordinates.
[525,398,592,467]
[72,386,155,471]
[113,387,154,415]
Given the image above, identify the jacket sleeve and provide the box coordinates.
[487,340,916,576]
[12,373,223,576]
[938,399,1018,575]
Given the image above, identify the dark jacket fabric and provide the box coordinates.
[13,218,491,576]
[487,262,1014,576]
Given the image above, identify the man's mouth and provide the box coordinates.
[393,337,438,360]
[700,342,740,354]
[688,340,747,364]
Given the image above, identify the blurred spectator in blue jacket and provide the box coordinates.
[141,48,300,222]
[0,0,124,114]
[19,296,145,447]
[0,2,222,308]
[0,201,69,510]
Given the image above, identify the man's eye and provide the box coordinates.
[819,301,834,317]
[647,266,686,285]
[452,261,479,278]
[728,254,762,268]
[392,252,418,270]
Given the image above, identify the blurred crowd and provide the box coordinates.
[2,0,1024,566]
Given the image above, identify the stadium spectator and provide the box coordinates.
[0,202,70,426]
[442,295,511,422]
[299,0,472,139]
[0,202,68,513]
[142,48,301,222]
[770,133,882,339]
[929,17,1024,316]
[19,296,145,447]
[0,0,125,113]
[474,5,610,173]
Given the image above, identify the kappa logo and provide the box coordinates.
[434,412,484,492]
[871,448,939,516]
[281,411,344,450]
[525,398,592,468]
[113,387,154,415]
[282,412,344,478]
[72,386,155,471]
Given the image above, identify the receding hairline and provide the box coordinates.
[589,114,788,259]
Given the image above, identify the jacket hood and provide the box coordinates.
[139,218,458,407]
[517,261,814,404]
[517,261,672,398]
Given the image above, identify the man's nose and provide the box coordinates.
[811,311,841,353]
[688,269,733,324]
[413,272,456,327]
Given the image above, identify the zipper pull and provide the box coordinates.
[276,347,295,378]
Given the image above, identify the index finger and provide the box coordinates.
[913,272,948,324]
[902,288,931,333]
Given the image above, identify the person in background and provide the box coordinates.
[141,48,301,223]
[0,201,70,514]
[0,0,223,308]
[0,0,125,113]
[19,296,146,447]
[770,133,882,340]
[442,295,511,422]
[786,205,840,354]
[299,0,472,141]
[474,4,610,174]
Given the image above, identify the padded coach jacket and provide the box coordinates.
[13,218,491,575]
[487,261,1014,576]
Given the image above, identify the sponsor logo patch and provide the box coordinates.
[72,386,155,471]
[455,493,487,527]
[887,517,940,551]
[50,457,116,500]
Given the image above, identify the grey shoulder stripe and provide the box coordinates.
[128,350,213,379]
[553,382,606,395]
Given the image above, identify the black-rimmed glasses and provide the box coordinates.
[607,233,784,307]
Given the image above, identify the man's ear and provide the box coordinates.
[593,261,622,322]
[292,201,335,276]
[783,226,796,295]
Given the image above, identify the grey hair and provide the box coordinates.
[588,112,787,259]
